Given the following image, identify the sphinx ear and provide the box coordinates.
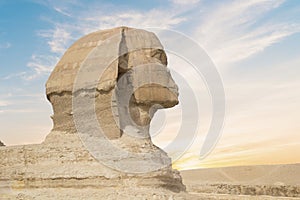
[96,60,119,92]
[96,36,123,92]
[96,29,125,92]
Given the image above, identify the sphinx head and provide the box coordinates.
[46,27,178,140]
[115,51,179,139]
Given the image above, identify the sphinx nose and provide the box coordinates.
[167,73,179,98]
[131,64,179,108]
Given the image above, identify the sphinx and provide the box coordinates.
[0,27,192,199]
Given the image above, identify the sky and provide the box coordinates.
[0,0,300,170]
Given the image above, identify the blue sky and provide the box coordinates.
[0,0,300,170]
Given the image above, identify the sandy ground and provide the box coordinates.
[192,192,300,199]
[1,188,299,199]
[180,163,300,199]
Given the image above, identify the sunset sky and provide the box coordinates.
[0,0,300,170]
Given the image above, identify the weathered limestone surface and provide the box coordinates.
[0,27,191,199]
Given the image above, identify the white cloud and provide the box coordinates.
[38,26,73,54]
[170,0,201,5]
[1,72,26,80]
[1,54,60,81]
[194,0,300,66]
[211,24,300,65]
[0,109,43,114]
[0,92,49,114]
[25,54,59,80]
[90,10,186,30]
[36,3,188,56]
[39,0,300,69]
[26,3,188,81]
[53,6,72,17]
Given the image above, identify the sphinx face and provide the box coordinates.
[115,48,179,135]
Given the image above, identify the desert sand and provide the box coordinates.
[181,163,300,199]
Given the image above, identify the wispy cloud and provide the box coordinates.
[38,0,300,69]
[25,54,59,80]
[1,72,27,80]
[0,42,11,49]
[53,6,72,17]
[81,9,186,31]
[3,54,60,81]
[211,24,300,65]
[0,92,48,114]
[36,3,188,55]
[0,109,45,114]
[38,26,73,54]
[170,0,201,5]
[0,100,10,107]
[194,0,300,66]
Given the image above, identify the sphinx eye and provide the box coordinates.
[151,49,167,63]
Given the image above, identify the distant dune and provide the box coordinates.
[180,163,300,198]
